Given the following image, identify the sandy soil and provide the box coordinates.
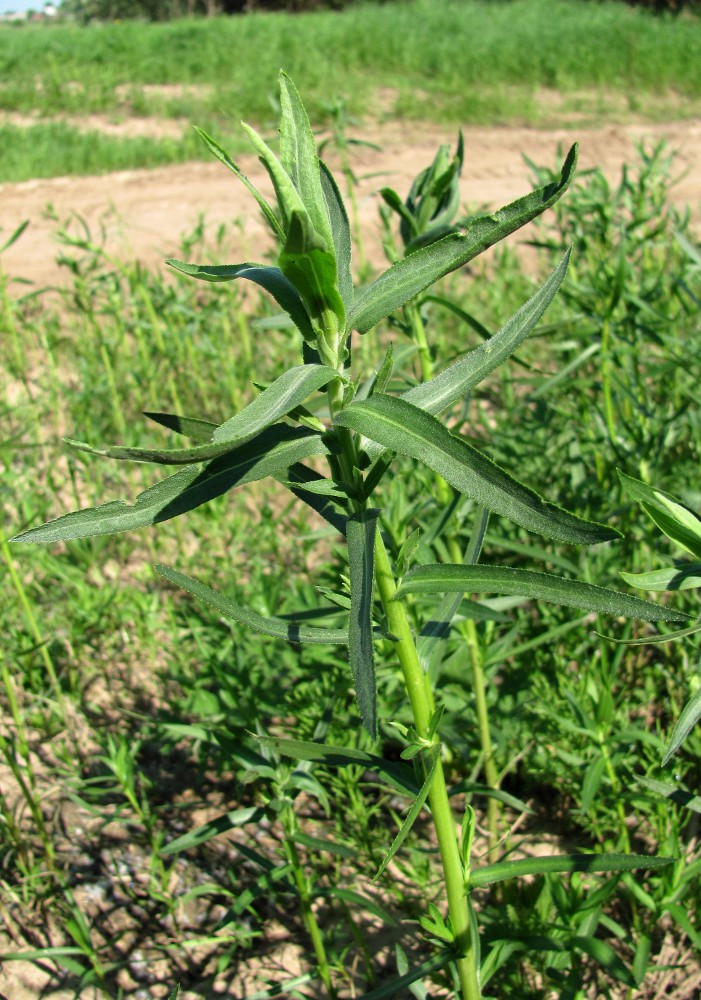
[1,117,700,292]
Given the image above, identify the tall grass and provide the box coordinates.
[1,0,699,120]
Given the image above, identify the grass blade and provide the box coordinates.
[662,686,701,765]
[160,806,266,856]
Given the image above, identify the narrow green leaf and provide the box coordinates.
[279,463,349,535]
[336,395,619,545]
[279,214,345,331]
[242,120,311,234]
[620,563,701,592]
[245,975,314,1000]
[257,737,419,797]
[347,510,380,739]
[468,853,674,889]
[619,472,701,559]
[581,754,606,812]
[293,831,356,858]
[354,951,452,1000]
[396,564,687,623]
[404,251,570,416]
[662,686,701,765]
[12,426,329,543]
[417,506,491,670]
[193,126,284,239]
[144,411,216,442]
[571,936,636,988]
[321,887,399,925]
[278,71,334,252]
[160,806,265,856]
[68,366,337,465]
[165,260,315,343]
[156,564,351,645]
[348,145,577,333]
[595,619,701,645]
[374,747,440,881]
[319,158,353,310]
[0,218,29,254]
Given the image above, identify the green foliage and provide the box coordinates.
[2,0,701,181]
[8,73,698,1000]
[2,76,700,1000]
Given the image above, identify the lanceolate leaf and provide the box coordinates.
[468,852,674,889]
[160,806,265,856]
[157,565,351,644]
[395,565,689,623]
[193,126,284,240]
[319,159,353,311]
[335,394,618,545]
[257,737,420,796]
[278,72,334,253]
[374,747,440,881]
[619,471,701,559]
[144,411,216,443]
[12,426,329,543]
[403,251,571,416]
[348,144,577,334]
[165,260,315,343]
[662,686,701,765]
[347,510,380,738]
[619,563,701,592]
[68,366,337,465]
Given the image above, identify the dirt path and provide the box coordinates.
[1,118,699,291]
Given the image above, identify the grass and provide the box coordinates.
[1,0,700,181]
[1,126,700,997]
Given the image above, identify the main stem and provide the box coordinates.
[374,531,480,1000]
[408,300,500,861]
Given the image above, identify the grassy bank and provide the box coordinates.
[1,0,700,181]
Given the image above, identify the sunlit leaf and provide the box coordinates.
[348,145,577,333]
[13,426,329,542]
[395,564,688,622]
[336,394,619,545]
[468,852,674,888]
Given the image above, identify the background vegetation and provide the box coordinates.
[2,0,701,181]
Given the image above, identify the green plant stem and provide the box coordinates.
[0,525,64,712]
[282,812,337,1000]
[600,316,618,446]
[374,529,480,1000]
[408,299,433,384]
[406,298,500,860]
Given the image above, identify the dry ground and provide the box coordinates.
[1,117,700,291]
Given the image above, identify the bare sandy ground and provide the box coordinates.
[1,117,700,292]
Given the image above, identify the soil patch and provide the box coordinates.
[1,118,699,293]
